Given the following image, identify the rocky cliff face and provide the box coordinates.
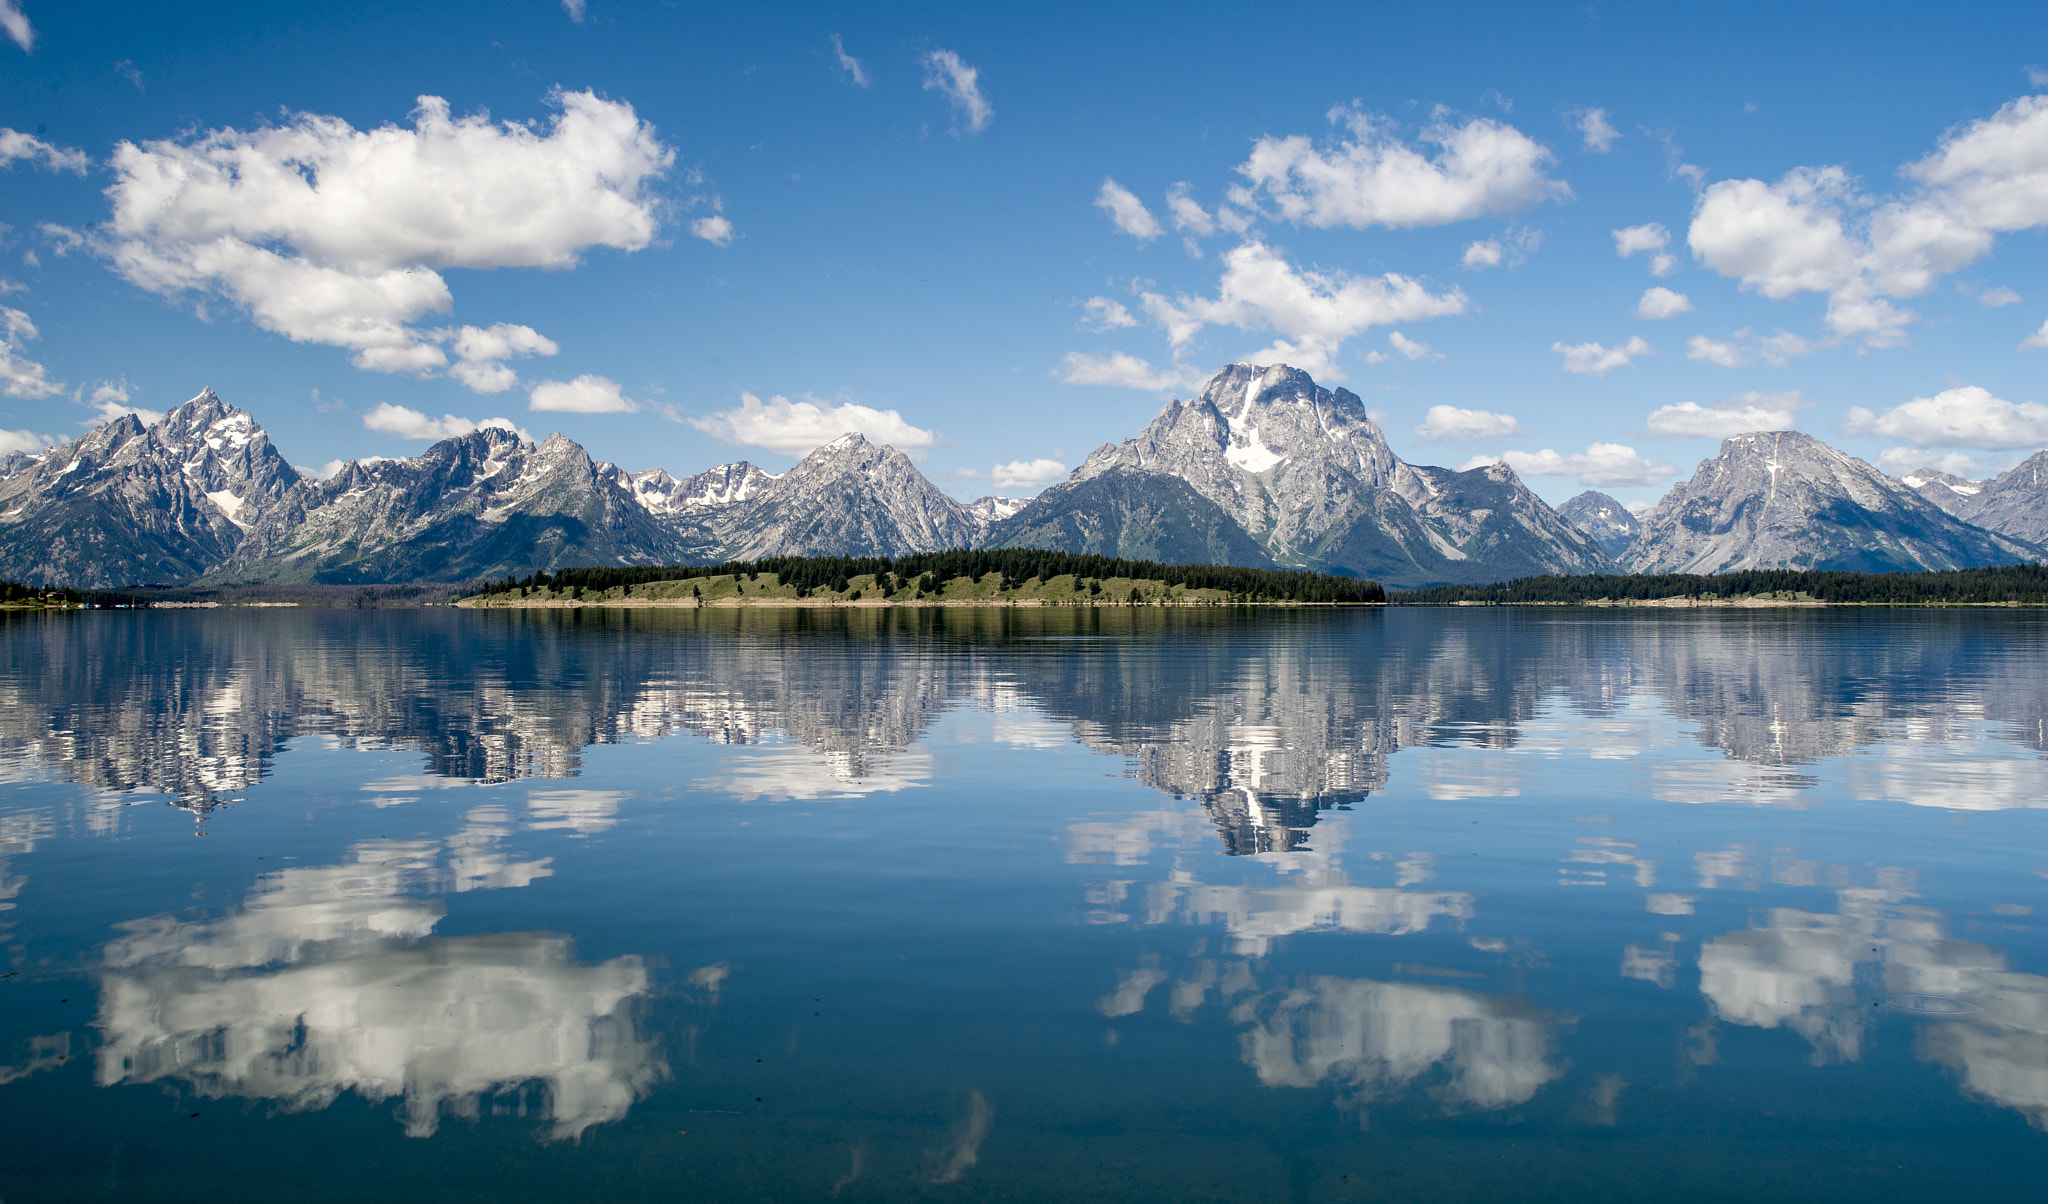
[1557,491,1642,560]
[985,468,1281,567]
[964,495,1026,540]
[0,393,995,584]
[0,389,301,587]
[1899,468,1983,518]
[224,428,713,583]
[620,460,774,518]
[1905,453,2048,547]
[715,433,979,560]
[1627,431,2041,574]
[994,363,1607,587]
[15,381,2042,591]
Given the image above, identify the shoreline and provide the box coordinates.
[455,596,1370,610]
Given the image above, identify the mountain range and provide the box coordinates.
[2,367,2043,589]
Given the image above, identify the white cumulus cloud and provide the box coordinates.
[1165,183,1215,236]
[1231,104,1569,230]
[561,0,586,21]
[1054,351,1205,392]
[1574,108,1621,153]
[446,322,558,394]
[0,305,62,399]
[1613,222,1669,258]
[1646,391,1806,438]
[1095,178,1162,241]
[364,403,524,442]
[1979,285,2021,307]
[1686,336,1745,368]
[0,128,88,173]
[1471,442,1677,487]
[0,427,55,455]
[1416,405,1518,441]
[103,90,673,374]
[2021,318,2048,350]
[1137,240,1467,381]
[689,214,734,246]
[1462,239,1502,269]
[528,374,638,414]
[1613,223,1677,277]
[991,458,1068,490]
[1554,336,1651,376]
[689,391,938,459]
[1636,287,1693,319]
[922,49,992,135]
[1689,95,2048,347]
[830,34,869,87]
[1080,296,1139,331]
[81,380,164,425]
[1843,385,2048,450]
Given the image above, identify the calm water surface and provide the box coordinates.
[1,607,2046,1201]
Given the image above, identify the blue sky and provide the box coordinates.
[1,0,2045,507]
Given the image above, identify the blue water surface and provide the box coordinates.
[0,606,2045,1201]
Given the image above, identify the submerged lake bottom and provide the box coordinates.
[1,605,2045,1201]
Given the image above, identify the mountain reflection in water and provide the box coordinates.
[1,606,2046,1198]
[5,607,2047,840]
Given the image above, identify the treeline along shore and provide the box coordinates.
[7,558,2048,611]
[460,550,1386,608]
[1393,564,2048,606]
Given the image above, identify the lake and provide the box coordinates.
[1,606,2045,1201]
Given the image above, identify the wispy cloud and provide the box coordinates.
[1573,107,1621,153]
[922,49,992,135]
[0,1,34,53]
[831,34,869,87]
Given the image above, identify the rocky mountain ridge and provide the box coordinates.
[1626,431,2040,574]
[5,375,2043,589]
[1901,453,2048,547]
[0,389,301,587]
[1557,491,1641,560]
[990,363,1610,587]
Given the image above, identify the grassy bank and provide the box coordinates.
[463,570,1341,608]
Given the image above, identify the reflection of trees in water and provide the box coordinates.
[3,608,2046,840]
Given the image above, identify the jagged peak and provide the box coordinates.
[1472,459,1522,485]
[793,432,919,468]
[1901,467,1977,490]
[443,423,530,451]
[1192,361,1373,426]
[162,388,244,426]
[1718,429,1827,454]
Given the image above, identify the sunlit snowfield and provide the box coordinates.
[2,607,2046,1202]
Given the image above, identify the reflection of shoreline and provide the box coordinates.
[3,609,2046,832]
[94,814,663,1139]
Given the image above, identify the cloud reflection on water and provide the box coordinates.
[93,812,661,1139]
[1690,861,2048,1127]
